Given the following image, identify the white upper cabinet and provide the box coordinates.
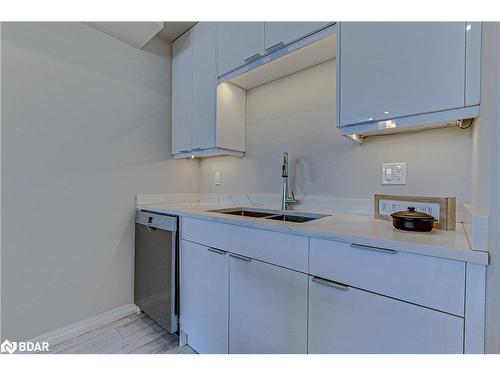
[191,22,217,151]
[171,22,245,158]
[171,30,192,154]
[337,22,481,135]
[216,22,265,77]
[216,22,335,78]
[340,22,465,125]
[264,22,331,50]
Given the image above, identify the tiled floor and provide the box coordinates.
[50,312,196,354]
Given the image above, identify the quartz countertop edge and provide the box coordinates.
[137,202,489,265]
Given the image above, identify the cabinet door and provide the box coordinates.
[180,240,229,353]
[171,31,193,154]
[229,254,308,353]
[192,22,217,150]
[308,276,464,354]
[216,22,265,76]
[339,22,466,127]
[264,22,330,50]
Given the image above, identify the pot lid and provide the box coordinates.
[390,207,436,221]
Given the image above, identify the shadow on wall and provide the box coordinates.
[1,22,199,341]
[199,59,472,202]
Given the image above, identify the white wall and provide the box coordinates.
[200,60,472,203]
[473,22,500,354]
[0,23,3,341]
[0,22,199,340]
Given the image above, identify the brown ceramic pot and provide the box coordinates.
[390,207,436,232]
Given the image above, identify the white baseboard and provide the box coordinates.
[31,304,140,347]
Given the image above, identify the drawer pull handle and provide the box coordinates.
[350,243,397,254]
[312,277,348,291]
[230,253,252,262]
[207,247,226,255]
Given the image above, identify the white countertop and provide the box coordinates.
[138,202,489,265]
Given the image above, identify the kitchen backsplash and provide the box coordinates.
[198,60,473,205]
[136,193,471,223]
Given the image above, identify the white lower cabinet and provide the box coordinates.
[180,240,229,354]
[308,276,464,354]
[179,219,474,353]
[229,254,308,353]
[309,238,465,316]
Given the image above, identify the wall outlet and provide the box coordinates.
[382,162,406,185]
[214,171,222,186]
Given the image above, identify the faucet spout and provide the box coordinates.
[282,152,289,178]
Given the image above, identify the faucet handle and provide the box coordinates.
[287,191,300,209]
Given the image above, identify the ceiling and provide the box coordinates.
[158,22,197,42]
[85,22,197,48]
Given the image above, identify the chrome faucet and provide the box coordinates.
[281,152,299,210]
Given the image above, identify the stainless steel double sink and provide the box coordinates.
[208,207,329,223]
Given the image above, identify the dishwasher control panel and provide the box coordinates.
[135,210,177,231]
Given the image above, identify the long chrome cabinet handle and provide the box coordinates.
[350,243,397,254]
[265,41,286,53]
[207,247,226,255]
[244,53,262,63]
[347,117,375,125]
[229,253,252,262]
[311,277,348,291]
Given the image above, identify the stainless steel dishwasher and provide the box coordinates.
[134,210,178,333]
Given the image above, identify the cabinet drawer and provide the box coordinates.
[182,217,308,272]
[230,256,308,353]
[309,238,465,316]
[308,276,464,353]
[180,240,228,353]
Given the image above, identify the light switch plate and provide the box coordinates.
[214,171,222,186]
[382,162,406,185]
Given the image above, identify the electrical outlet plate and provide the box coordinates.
[382,162,406,185]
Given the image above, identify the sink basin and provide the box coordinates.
[207,207,329,223]
[264,214,319,223]
[209,208,276,218]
